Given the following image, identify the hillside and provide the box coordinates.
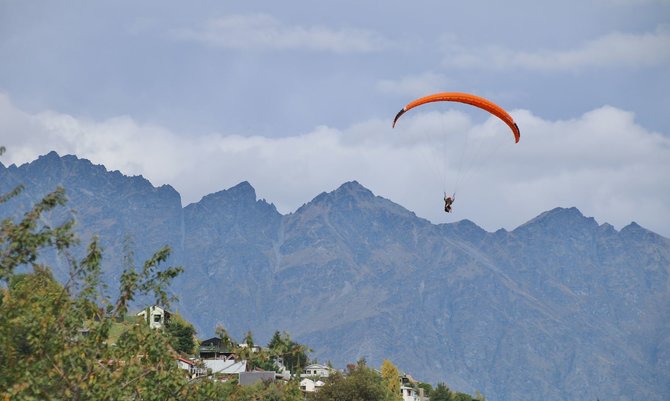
[1,152,669,401]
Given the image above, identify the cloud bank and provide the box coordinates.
[174,14,388,53]
[1,93,668,237]
[441,25,670,71]
[376,72,452,98]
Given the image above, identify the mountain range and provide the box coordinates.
[1,151,669,401]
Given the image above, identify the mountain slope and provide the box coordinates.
[1,152,668,401]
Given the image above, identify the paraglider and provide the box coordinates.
[392,92,520,143]
[392,92,520,213]
[443,193,455,213]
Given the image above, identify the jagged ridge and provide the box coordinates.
[1,152,669,401]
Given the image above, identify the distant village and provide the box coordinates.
[139,306,428,401]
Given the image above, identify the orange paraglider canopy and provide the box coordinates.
[392,92,520,143]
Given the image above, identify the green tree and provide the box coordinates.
[268,331,287,353]
[244,330,255,348]
[310,358,397,401]
[165,313,197,355]
[429,382,480,401]
[452,393,477,401]
[267,330,310,373]
[0,157,226,400]
[215,324,235,352]
[238,329,265,369]
[416,382,433,397]
[431,382,454,401]
[230,379,303,401]
[380,359,402,400]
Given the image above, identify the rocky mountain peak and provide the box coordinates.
[531,206,591,224]
[335,180,373,196]
[193,181,256,206]
[225,181,257,202]
[620,221,668,242]
[295,180,420,225]
[307,180,374,206]
[440,218,488,241]
[514,206,599,236]
[40,150,62,162]
[186,181,279,223]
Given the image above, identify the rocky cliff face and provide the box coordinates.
[0,151,184,282]
[2,152,669,401]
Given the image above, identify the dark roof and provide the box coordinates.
[200,337,222,347]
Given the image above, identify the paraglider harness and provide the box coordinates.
[444,193,455,213]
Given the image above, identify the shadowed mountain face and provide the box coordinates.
[2,152,669,401]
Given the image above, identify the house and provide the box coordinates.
[177,357,195,372]
[298,363,334,393]
[300,378,325,393]
[236,342,262,353]
[198,337,235,360]
[300,363,334,378]
[136,306,171,329]
[176,357,207,379]
[198,337,277,379]
[400,384,421,401]
[399,373,427,401]
[198,337,262,359]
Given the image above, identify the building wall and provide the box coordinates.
[239,371,276,386]
[137,306,167,329]
[203,359,247,374]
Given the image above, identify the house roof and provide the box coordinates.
[177,357,196,366]
[304,363,331,370]
[136,305,171,316]
[200,337,222,347]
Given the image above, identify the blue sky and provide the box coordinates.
[1,0,669,236]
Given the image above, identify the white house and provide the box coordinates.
[176,357,206,379]
[399,373,427,401]
[300,363,334,378]
[400,384,422,401]
[136,306,170,329]
[300,378,325,393]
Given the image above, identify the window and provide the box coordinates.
[153,314,162,323]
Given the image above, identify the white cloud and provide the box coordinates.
[376,72,452,98]
[442,25,670,71]
[173,14,388,53]
[1,93,669,238]
[600,0,670,4]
